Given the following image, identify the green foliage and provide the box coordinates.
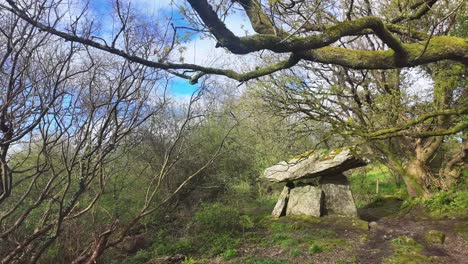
[424,191,468,215]
[182,257,197,264]
[221,249,238,260]
[193,203,243,233]
[401,190,468,218]
[151,230,195,256]
[229,181,252,196]
[240,215,255,230]
[350,165,406,207]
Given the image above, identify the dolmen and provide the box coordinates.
[264,148,367,218]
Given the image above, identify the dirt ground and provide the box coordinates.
[220,203,467,263]
[151,199,467,264]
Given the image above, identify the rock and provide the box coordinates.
[424,230,445,244]
[286,185,322,217]
[271,186,290,218]
[320,174,357,217]
[369,221,378,229]
[264,148,367,183]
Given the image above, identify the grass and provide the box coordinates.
[350,165,406,208]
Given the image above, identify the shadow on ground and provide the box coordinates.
[358,197,403,221]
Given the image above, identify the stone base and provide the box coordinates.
[320,174,357,216]
[286,185,322,217]
[271,174,358,218]
[271,186,289,218]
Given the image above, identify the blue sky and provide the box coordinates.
[84,0,256,97]
[87,0,200,96]
[169,78,199,95]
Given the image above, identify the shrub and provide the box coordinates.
[425,191,467,209]
[194,203,242,234]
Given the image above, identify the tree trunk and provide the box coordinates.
[405,159,432,198]
[382,149,432,198]
[439,138,467,189]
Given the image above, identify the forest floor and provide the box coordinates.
[177,198,468,264]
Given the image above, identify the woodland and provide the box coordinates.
[0,0,466,263]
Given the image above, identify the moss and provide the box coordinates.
[424,230,445,244]
[302,34,467,70]
[383,254,441,264]
[290,149,316,161]
[287,215,322,224]
[359,234,369,243]
[454,222,468,240]
[289,146,358,162]
[309,238,350,255]
[383,236,441,264]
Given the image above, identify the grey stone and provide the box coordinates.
[264,148,367,183]
[320,174,357,217]
[271,186,289,218]
[286,185,322,217]
[369,221,378,229]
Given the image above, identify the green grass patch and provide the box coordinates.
[308,238,349,254]
[221,249,238,260]
[350,165,406,207]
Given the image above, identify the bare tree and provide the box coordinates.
[0,3,233,263]
[1,0,466,84]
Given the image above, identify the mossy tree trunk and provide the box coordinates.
[382,148,430,198]
[375,138,443,198]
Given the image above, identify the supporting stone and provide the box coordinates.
[286,185,322,217]
[320,174,357,217]
[271,186,289,218]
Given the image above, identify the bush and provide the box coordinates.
[423,191,468,217]
[194,203,243,234]
[401,190,468,218]
[151,231,195,256]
